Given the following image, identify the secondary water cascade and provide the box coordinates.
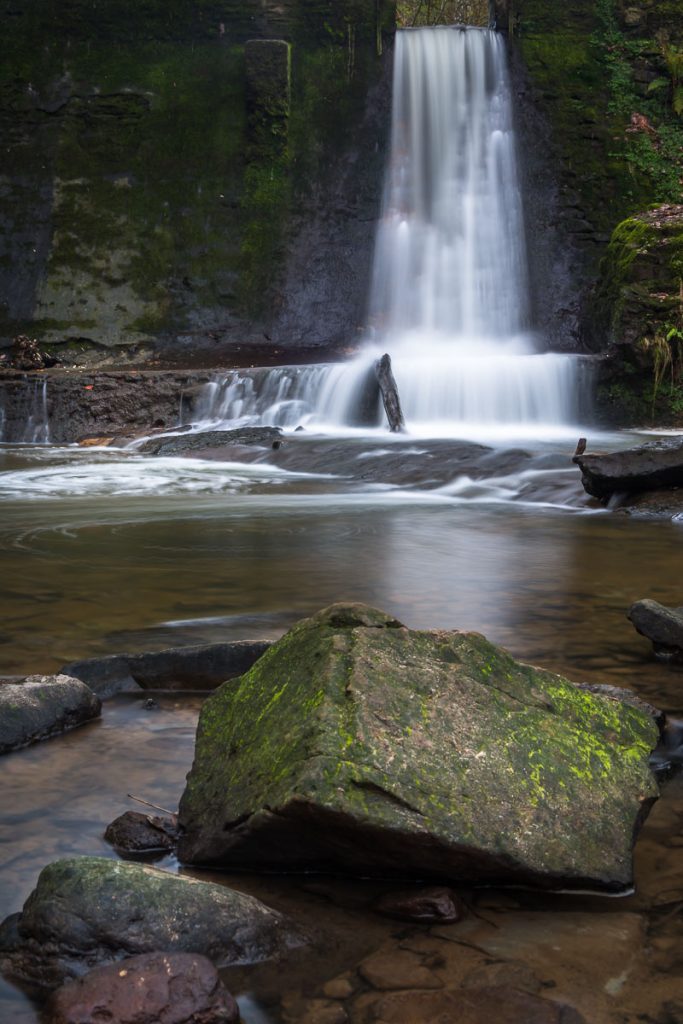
[197,26,583,439]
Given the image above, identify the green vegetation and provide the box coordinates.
[396,1,489,27]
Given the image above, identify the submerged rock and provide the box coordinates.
[178,603,659,891]
[48,952,239,1024]
[628,599,683,663]
[372,886,465,925]
[573,438,683,500]
[0,856,302,989]
[0,675,101,755]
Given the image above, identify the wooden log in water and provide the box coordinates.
[375,353,406,433]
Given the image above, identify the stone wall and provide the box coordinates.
[0,0,395,364]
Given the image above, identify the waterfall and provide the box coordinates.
[23,381,51,444]
[193,27,583,440]
[364,26,583,435]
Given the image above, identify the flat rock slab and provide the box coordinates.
[628,599,683,662]
[178,603,659,891]
[0,675,101,755]
[0,856,303,989]
[62,640,272,698]
[574,438,683,499]
[49,952,239,1024]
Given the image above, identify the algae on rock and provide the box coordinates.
[178,602,659,892]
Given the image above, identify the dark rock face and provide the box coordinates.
[628,599,683,663]
[573,438,683,499]
[0,857,303,989]
[178,602,659,891]
[0,676,101,755]
[63,640,272,696]
[104,812,177,855]
[0,370,215,444]
[48,952,240,1024]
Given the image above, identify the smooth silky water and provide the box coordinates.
[1,24,683,1024]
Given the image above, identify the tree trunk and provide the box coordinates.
[375,353,406,432]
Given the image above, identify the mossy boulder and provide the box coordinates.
[178,603,659,892]
[0,857,302,989]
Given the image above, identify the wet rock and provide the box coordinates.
[362,986,585,1023]
[59,655,141,699]
[574,439,683,500]
[178,602,659,891]
[358,949,443,990]
[63,640,272,696]
[48,951,239,1024]
[628,599,683,662]
[138,427,282,456]
[0,856,303,989]
[0,675,101,755]
[104,811,177,854]
[372,887,465,924]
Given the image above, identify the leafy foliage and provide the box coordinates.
[396,0,489,28]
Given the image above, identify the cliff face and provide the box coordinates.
[0,0,395,364]
[505,0,683,419]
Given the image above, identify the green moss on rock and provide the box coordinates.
[178,602,659,891]
[591,205,683,424]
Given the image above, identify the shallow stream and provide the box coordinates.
[1,435,682,1022]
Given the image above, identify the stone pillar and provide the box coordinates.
[244,39,291,156]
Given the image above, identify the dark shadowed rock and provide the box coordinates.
[63,640,272,696]
[48,952,239,1024]
[178,602,659,891]
[628,599,683,662]
[574,439,683,500]
[372,887,465,924]
[0,857,304,989]
[0,676,101,755]
[104,811,177,855]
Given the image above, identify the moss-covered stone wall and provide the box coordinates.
[504,0,683,418]
[0,0,395,363]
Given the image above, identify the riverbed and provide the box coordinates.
[1,435,682,1022]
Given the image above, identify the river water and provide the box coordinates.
[1,435,682,1022]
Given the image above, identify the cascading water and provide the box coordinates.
[366,26,582,436]
[195,27,584,439]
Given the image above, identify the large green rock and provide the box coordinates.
[178,603,660,891]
